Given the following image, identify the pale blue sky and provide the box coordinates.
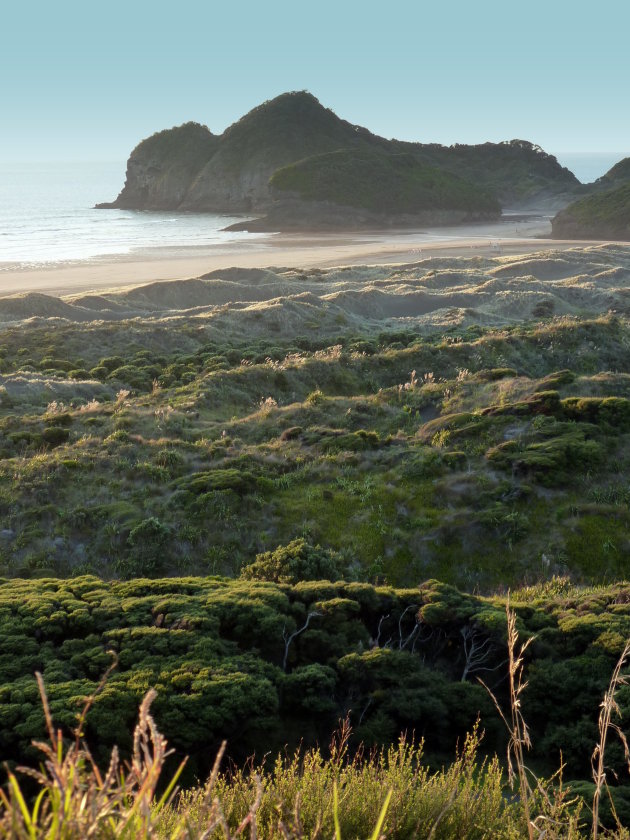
[3,0,629,163]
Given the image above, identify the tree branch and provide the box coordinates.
[282,611,321,671]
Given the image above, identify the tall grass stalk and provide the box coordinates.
[479,602,536,840]
[0,675,187,839]
[479,602,589,839]
[591,640,630,840]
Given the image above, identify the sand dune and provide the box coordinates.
[0,245,628,339]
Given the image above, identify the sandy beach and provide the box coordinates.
[0,215,604,298]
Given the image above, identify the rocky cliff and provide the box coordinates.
[97,122,219,210]
[99,92,581,225]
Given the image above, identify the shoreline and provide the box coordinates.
[0,215,612,298]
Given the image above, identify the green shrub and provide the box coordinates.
[175,469,264,496]
[279,426,303,441]
[42,426,70,448]
[240,539,344,584]
[562,396,630,429]
[127,517,170,550]
[99,356,125,372]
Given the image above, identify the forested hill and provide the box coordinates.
[98,91,579,226]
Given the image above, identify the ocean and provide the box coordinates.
[554,152,630,185]
[0,154,627,267]
[0,161,265,266]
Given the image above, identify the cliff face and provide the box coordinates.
[98,92,581,223]
[552,182,630,240]
[97,122,219,210]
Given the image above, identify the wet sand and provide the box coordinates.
[0,215,606,298]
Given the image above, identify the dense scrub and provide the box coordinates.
[0,312,630,587]
[270,149,500,216]
[2,573,630,795]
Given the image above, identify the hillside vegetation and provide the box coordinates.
[410,138,579,205]
[586,156,630,193]
[552,183,630,240]
[3,246,630,834]
[2,574,630,789]
[0,248,630,587]
[270,149,500,216]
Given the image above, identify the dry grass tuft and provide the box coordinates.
[0,675,395,839]
[0,669,188,838]
[592,640,630,840]
[480,601,587,840]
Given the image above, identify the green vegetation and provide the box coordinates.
[131,122,218,174]
[214,90,380,171]
[2,573,630,788]
[601,157,630,184]
[270,149,500,216]
[414,138,578,203]
[3,249,630,833]
[0,688,559,838]
[552,183,630,240]
[2,587,630,837]
[0,303,630,587]
[588,156,630,191]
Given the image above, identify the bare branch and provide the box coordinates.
[397,605,420,650]
[460,625,502,683]
[282,612,321,671]
[358,696,373,726]
[373,613,390,648]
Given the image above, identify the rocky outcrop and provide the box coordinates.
[551,183,630,240]
[98,92,582,224]
[96,122,219,210]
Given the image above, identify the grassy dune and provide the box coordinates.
[0,248,630,585]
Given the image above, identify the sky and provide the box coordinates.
[3,0,630,164]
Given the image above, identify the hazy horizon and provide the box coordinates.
[3,0,629,164]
